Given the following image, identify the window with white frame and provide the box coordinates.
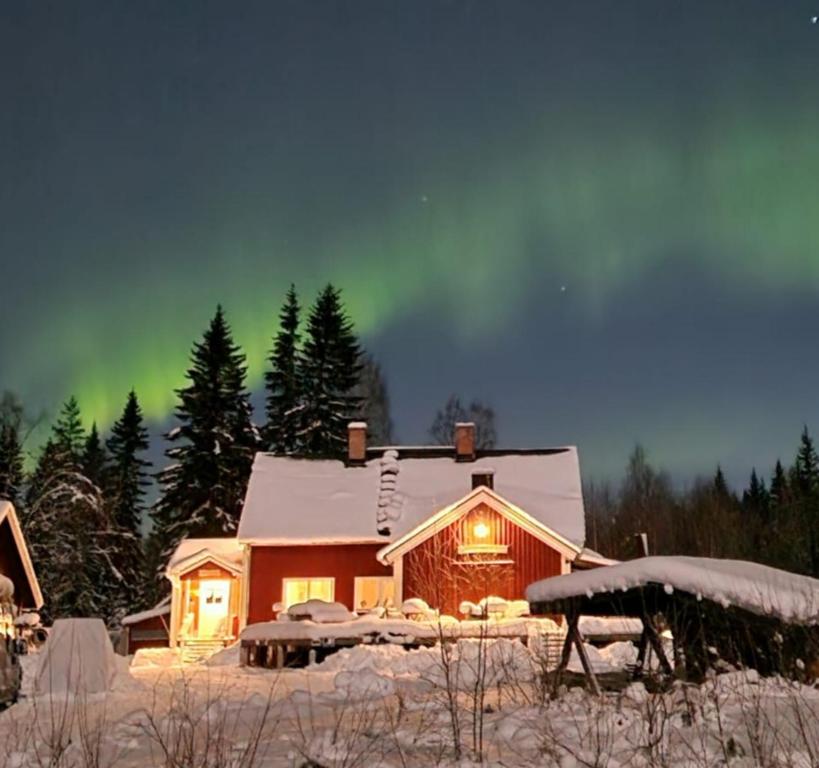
[353,576,396,611]
[282,578,335,608]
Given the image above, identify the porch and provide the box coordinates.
[166,540,245,662]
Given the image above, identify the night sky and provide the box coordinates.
[3,1,819,485]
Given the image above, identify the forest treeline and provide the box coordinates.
[0,284,496,623]
[586,435,819,578]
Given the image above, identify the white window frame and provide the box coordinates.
[353,576,396,611]
[281,577,335,609]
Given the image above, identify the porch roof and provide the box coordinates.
[166,538,244,577]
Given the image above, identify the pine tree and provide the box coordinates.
[263,285,303,453]
[105,390,151,615]
[354,353,394,445]
[0,420,25,507]
[152,306,258,566]
[299,285,362,457]
[82,423,107,488]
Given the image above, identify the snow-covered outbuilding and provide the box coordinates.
[163,423,598,654]
[0,501,43,630]
[527,556,819,681]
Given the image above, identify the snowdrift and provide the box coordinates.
[35,618,117,695]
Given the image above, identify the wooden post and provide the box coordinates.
[632,628,649,679]
[643,615,673,676]
[276,643,284,670]
[570,619,601,697]
[551,610,577,698]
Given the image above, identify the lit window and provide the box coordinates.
[354,577,396,610]
[473,521,490,539]
[282,578,335,608]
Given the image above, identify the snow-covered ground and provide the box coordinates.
[3,639,819,766]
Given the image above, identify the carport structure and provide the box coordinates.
[527,556,819,694]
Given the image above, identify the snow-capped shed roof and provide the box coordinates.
[526,556,819,625]
[237,447,585,547]
[122,595,171,626]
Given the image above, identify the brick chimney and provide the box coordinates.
[347,422,367,465]
[454,422,476,462]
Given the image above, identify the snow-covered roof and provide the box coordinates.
[237,448,585,547]
[526,556,819,625]
[166,537,244,576]
[122,596,171,626]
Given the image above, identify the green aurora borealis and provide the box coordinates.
[3,1,819,480]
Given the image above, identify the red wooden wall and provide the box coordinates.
[247,543,392,625]
[0,519,35,609]
[125,614,170,654]
[402,505,563,616]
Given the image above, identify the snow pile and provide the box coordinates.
[288,599,355,623]
[309,643,410,673]
[376,449,403,535]
[313,638,540,690]
[459,596,531,618]
[34,618,118,695]
[131,647,183,668]
[206,642,240,667]
[527,556,819,624]
[401,597,435,619]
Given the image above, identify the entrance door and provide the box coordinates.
[198,579,230,638]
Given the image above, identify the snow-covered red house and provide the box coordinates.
[163,423,599,653]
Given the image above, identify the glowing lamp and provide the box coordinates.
[473,521,490,539]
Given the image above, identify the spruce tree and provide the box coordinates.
[263,285,303,453]
[769,460,790,510]
[793,426,819,574]
[741,468,769,559]
[105,390,151,615]
[742,468,769,522]
[299,285,362,457]
[0,421,25,507]
[82,423,107,488]
[152,306,258,565]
